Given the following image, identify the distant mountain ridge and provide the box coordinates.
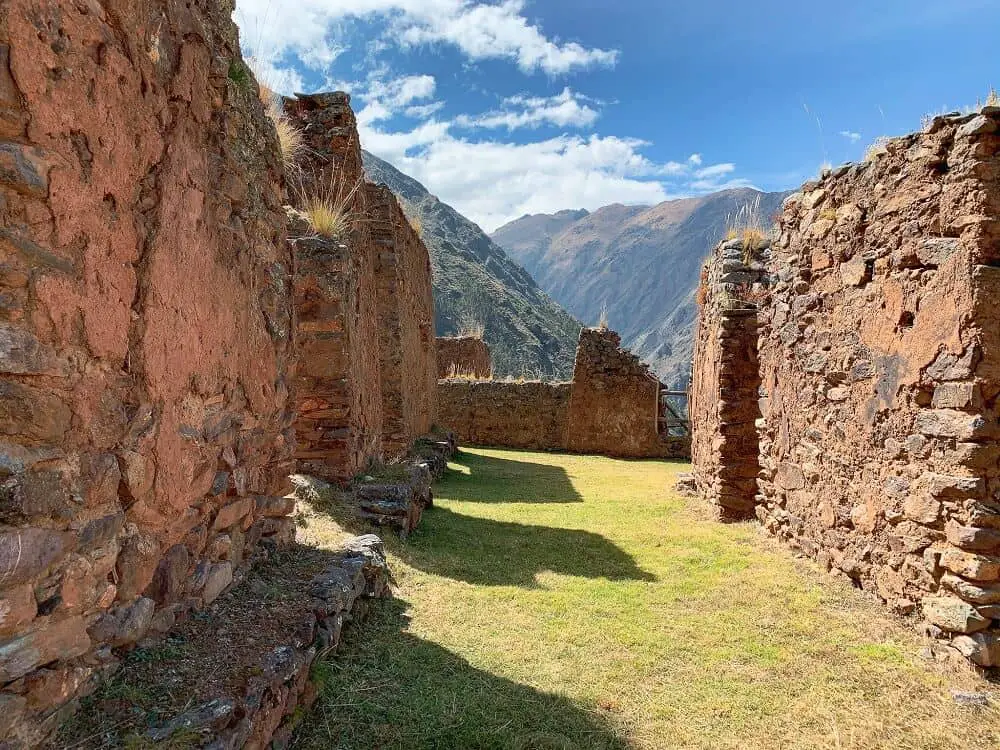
[362,151,581,380]
[491,188,790,387]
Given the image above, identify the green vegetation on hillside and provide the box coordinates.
[362,151,581,380]
[295,449,998,750]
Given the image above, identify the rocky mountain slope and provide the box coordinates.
[362,152,581,379]
[491,188,789,387]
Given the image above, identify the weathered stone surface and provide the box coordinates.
[951,632,1000,668]
[939,549,1000,581]
[922,595,991,634]
[88,597,155,648]
[437,336,492,379]
[0,616,90,682]
[202,562,234,605]
[0,584,36,638]
[0,528,73,587]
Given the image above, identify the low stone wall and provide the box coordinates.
[438,381,572,450]
[0,2,297,743]
[439,328,690,458]
[566,329,689,459]
[437,337,492,379]
[689,240,767,519]
[692,108,1000,667]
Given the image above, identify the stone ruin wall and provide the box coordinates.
[689,242,766,519]
[438,328,690,459]
[0,1,297,743]
[436,336,492,379]
[368,184,437,460]
[692,108,1000,666]
[288,93,437,478]
[565,328,689,459]
[437,381,572,450]
[287,93,383,481]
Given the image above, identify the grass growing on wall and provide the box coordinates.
[295,449,999,750]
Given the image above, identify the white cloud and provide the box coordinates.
[694,163,735,179]
[455,88,599,130]
[360,113,745,231]
[839,129,862,143]
[234,0,618,77]
[688,153,702,166]
[357,74,437,124]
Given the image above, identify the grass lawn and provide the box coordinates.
[294,448,999,750]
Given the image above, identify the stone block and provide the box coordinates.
[0,528,74,587]
[0,616,91,682]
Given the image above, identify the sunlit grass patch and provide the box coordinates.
[294,448,1000,750]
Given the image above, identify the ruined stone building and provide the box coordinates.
[0,2,438,743]
[691,108,1000,667]
[439,327,690,459]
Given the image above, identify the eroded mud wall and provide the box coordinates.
[0,1,295,742]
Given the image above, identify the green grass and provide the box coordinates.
[295,448,999,750]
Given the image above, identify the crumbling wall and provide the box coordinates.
[369,184,437,460]
[437,336,492,379]
[689,241,767,519]
[0,1,296,743]
[753,109,1000,666]
[437,381,572,450]
[565,329,689,459]
[438,328,689,458]
[287,93,383,480]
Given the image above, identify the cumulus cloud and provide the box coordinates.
[688,153,702,166]
[455,88,599,130]
[234,0,618,77]
[839,130,862,143]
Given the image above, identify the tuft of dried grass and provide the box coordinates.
[246,56,306,171]
[457,322,485,339]
[596,302,610,330]
[293,167,364,241]
[445,363,494,382]
[725,194,769,260]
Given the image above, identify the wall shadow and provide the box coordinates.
[294,597,631,750]
[396,506,656,587]
[439,449,583,504]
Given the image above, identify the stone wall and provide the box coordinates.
[437,336,492,379]
[437,381,572,450]
[689,240,767,519]
[369,184,437,460]
[287,93,383,480]
[0,1,296,743]
[565,328,689,459]
[438,328,690,458]
[692,108,1000,666]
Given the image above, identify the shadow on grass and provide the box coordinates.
[438,450,583,504]
[395,506,656,587]
[294,597,630,750]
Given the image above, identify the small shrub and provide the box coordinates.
[227,60,251,89]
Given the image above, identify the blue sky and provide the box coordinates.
[234,0,1000,232]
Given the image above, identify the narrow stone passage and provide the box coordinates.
[294,449,999,750]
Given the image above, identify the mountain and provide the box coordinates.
[362,151,581,380]
[491,188,790,388]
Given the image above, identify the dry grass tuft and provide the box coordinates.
[864,135,891,163]
[246,56,306,170]
[596,302,610,330]
[725,194,769,260]
[293,168,364,240]
[445,363,494,381]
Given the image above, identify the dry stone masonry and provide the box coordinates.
[691,107,1000,667]
[0,0,297,744]
[439,328,690,458]
[436,336,492,379]
[689,239,768,519]
[287,93,437,479]
[287,93,383,481]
